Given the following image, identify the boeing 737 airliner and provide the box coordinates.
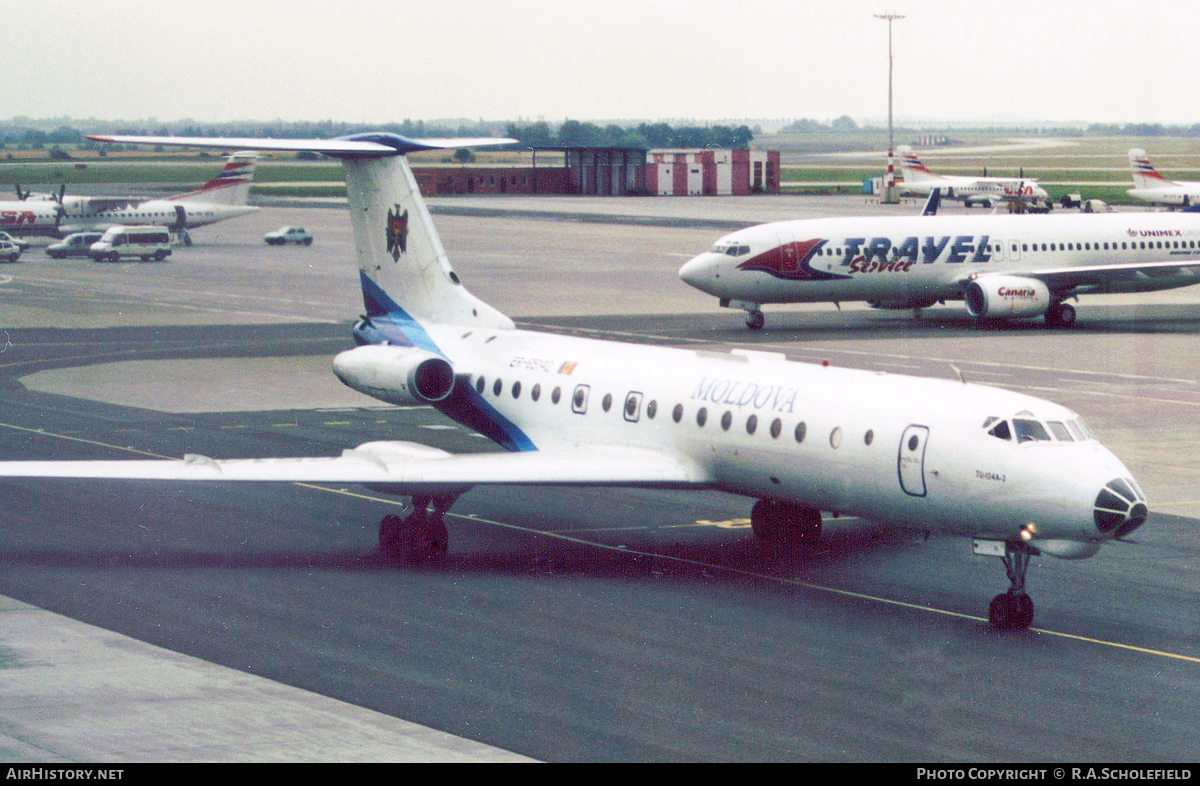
[0,132,1150,630]
[679,210,1200,328]
[0,151,260,241]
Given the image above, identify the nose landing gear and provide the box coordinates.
[987,540,1038,630]
[378,494,453,562]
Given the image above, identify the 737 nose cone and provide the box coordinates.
[679,253,717,292]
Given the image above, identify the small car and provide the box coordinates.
[46,231,104,259]
[0,240,21,263]
[265,226,313,246]
[0,231,30,252]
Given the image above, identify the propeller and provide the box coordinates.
[49,185,67,228]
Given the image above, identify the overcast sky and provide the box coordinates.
[7,0,1200,126]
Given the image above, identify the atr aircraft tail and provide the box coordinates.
[1129,148,1173,190]
[896,145,938,182]
[167,151,260,205]
[87,133,515,337]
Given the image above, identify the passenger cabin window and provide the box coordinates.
[572,385,590,414]
[624,392,642,422]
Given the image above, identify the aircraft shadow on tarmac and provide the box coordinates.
[526,303,1200,345]
[0,507,929,582]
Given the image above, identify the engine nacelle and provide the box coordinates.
[332,345,455,406]
[964,275,1051,319]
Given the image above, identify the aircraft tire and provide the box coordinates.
[378,511,448,562]
[988,592,1034,630]
[1045,302,1076,328]
[745,310,765,330]
[750,499,781,539]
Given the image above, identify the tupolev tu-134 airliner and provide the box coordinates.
[679,209,1200,329]
[0,132,1150,631]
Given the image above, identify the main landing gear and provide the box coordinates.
[745,309,765,330]
[1044,301,1076,328]
[751,499,822,543]
[988,540,1038,630]
[377,494,453,562]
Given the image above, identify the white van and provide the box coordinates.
[89,225,173,262]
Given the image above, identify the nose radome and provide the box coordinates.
[678,255,709,286]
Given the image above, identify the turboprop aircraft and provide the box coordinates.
[679,209,1200,329]
[0,132,1151,631]
[0,151,259,242]
[897,145,1049,208]
[1127,148,1200,208]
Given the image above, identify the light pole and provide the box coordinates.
[875,12,905,203]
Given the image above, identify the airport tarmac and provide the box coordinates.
[1,195,1199,762]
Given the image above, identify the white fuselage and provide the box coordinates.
[680,212,1200,308]
[0,199,255,237]
[1128,183,1200,207]
[901,175,1047,203]
[403,320,1138,551]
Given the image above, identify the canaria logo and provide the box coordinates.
[386,205,409,261]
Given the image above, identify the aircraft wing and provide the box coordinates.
[966,259,1200,290]
[71,196,150,212]
[0,441,711,493]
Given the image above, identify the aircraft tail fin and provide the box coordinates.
[921,188,941,216]
[1129,148,1174,189]
[896,145,937,182]
[335,134,514,335]
[168,151,260,205]
[87,133,515,341]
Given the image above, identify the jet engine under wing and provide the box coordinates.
[0,441,711,495]
[964,259,1200,291]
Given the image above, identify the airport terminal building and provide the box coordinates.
[412,146,779,197]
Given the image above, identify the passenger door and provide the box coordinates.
[898,425,930,497]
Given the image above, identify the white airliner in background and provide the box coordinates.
[680,211,1200,329]
[0,132,1151,631]
[897,145,1049,207]
[0,151,259,242]
[1127,148,1200,207]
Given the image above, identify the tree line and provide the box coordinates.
[1,118,756,152]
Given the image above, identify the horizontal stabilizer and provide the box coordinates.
[86,133,518,158]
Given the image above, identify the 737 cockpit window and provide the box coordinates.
[710,243,751,256]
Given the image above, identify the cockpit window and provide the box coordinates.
[1013,418,1051,443]
[1065,420,1084,441]
[710,243,751,256]
[1075,418,1095,440]
[1046,421,1073,441]
[987,420,1011,441]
